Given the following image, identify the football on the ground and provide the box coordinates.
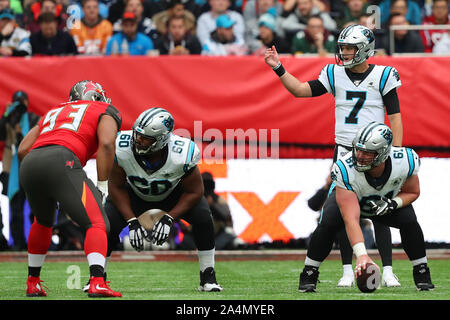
[137,209,167,230]
[356,262,381,293]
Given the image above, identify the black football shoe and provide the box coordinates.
[299,266,319,293]
[198,267,223,292]
[413,263,435,291]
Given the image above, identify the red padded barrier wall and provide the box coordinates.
[1,56,449,154]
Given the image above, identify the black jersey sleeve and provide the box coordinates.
[308,80,328,97]
[383,88,400,115]
[103,104,122,130]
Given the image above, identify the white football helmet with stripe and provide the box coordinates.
[335,24,375,68]
[131,108,174,155]
[352,122,393,172]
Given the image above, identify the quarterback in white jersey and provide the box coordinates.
[299,123,434,292]
[265,24,403,153]
[94,108,223,293]
[318,62,401,147]
[266,24,403,287]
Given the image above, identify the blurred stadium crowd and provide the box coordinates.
[0,0,449,57]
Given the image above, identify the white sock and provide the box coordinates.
[304,257,321,268]
[342,264,353,276]
[411,257,427,267]
[383,266,393,274]
[198,248,215,272]
[87,252,105,268]
[28,253,46,268]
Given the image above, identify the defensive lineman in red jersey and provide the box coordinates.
[18,80,122,298]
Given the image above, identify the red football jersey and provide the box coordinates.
[32,100,121,166]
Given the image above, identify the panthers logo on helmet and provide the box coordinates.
[361,28,375,43]
[163,116,174,131]
[380,128,393,144]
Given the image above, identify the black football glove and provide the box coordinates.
[127,218,148,252]
[152,214,174,246]
[368,196,398,216]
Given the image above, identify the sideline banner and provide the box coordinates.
[0,56,449,148]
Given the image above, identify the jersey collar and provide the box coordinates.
[345,64,375,87]
[364,156,392,190]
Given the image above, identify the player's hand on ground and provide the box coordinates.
[264,46,280,68]
[152,214,174,245]
[354,254,376,277]
[127,217,148,252]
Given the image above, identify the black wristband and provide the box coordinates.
[273,62,286,77]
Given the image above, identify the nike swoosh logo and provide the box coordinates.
[95,284,109,291]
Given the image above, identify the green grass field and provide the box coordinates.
[1,259,449,300]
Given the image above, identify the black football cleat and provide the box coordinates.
[413,263,435,291]
[198,267,223,292]
[299,266,319,292]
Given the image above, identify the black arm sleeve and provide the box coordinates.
[103,104,122,130]
[0,117,7,141]
[383,88,400,115]
[308,80,328,97]
[181,165,196,179]
[12,49,29,57]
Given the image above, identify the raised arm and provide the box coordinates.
[265,46,313,98]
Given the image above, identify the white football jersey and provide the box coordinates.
[331,147,420,217]
[318,64,402,147]
[115,131,201,202]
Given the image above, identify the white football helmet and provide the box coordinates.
[335,24,375,68]
[131,108,174,156]
[352,122,393,172]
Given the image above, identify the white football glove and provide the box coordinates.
[127,217,148,252]
[152,214,174,245]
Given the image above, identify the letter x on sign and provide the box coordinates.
[232,192,299,243]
